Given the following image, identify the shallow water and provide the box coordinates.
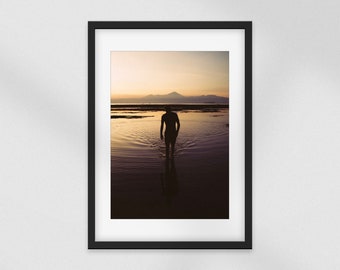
[111,106,229,218]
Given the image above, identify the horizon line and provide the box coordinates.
[111,91,229,99]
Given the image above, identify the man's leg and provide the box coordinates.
[165,141,170,158]
[170,138,176,157]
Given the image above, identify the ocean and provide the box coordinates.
[111,104,229,219]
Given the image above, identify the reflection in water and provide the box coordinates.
[161,159,178,205]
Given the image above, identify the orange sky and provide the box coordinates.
[110,51,229,98]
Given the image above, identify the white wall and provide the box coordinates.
[1,0,340,269]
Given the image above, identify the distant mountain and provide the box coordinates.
[112,92,228,104]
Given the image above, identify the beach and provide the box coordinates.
[111,104,229,219]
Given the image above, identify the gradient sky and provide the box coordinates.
[110,51,229,99]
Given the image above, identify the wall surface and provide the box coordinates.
[1,0,340,269]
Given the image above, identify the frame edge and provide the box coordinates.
[87,21,253,249]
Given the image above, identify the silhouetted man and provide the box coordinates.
[160,106,180,158]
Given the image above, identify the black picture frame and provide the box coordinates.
[88,21,252,249]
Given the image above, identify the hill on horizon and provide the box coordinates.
[111,91,229,104]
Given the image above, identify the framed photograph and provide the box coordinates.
[88,21,252,249]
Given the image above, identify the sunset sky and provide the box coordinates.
[110,51,229,99]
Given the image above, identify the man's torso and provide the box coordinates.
[162,112,178,135]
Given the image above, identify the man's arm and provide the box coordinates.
[176,114,180,135]
[160,115,164,140]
